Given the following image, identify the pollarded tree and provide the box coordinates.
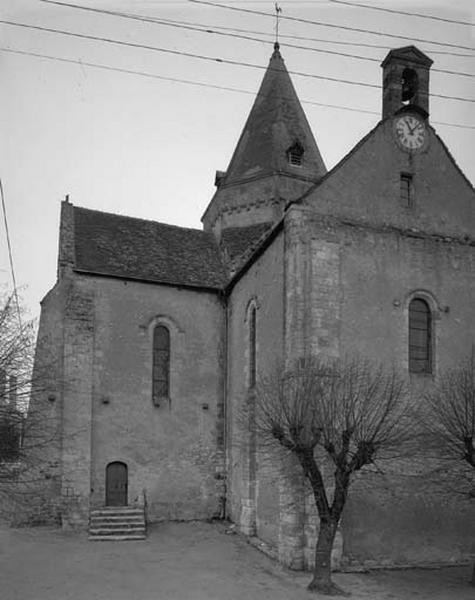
[423,360,475,586]
[253,355,411,596]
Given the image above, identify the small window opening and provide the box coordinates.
[152,325,170,406]
[287,142,304,166]
[400,173,413,207]
[401,68,418,104]
[409,298,432,374]
[249,306,257,388]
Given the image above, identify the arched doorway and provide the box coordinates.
[105,462,128,506]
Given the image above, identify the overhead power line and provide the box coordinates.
[188,0,475,53]
[0,46,378,115]
[32,2,475,76]
[1,21,474,103]
[38,0,475,57]
[0,178,22,327]
[2,47,475,131]
[154,18,475,57]
[329,0,475,27]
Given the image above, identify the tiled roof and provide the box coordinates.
[73,207,228,289]
[220,222,273,270]
[221,45,326,187]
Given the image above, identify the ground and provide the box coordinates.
[1,521,473,600]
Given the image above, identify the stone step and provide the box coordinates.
[90,508,144,516]
[90,515,145,523]
[90,527,145,535]
[88,506,146,542]
[88,533,146,541]
[89,521,145,530]
[91,505,144,510]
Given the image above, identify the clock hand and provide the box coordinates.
[405,121,418,136]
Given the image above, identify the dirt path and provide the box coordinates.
[1,521,473,600]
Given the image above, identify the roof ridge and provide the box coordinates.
[73,204,210,237]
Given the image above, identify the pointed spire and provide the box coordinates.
[220,45,326,186]
[202,46,327,235]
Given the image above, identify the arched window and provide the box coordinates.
[153,325,170,405]
[249,306,257,388]
[408,298,431,373]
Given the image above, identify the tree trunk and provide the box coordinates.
[307,518,348,596]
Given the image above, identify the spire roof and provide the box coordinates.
[221,44,326,186]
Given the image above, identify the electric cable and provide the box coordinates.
[2,46,475,130]
[1,20,474,103]
[37,0,475,57]
[188,0,475,53]
[329,1,474,28]
[26,3,475,76]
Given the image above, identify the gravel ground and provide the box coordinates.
[1,521,473,600]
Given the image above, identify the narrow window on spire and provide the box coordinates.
[287,142,304,166]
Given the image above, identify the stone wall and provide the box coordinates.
[18,277,70,525]
[226,231,285,547]
[202,173,314,237]
[32,270,226,528]
[282,204,475,566]
[305,120,474,239]
[87,276,225,522]
[61,277,95,527]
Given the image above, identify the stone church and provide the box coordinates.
[33,44,475,568]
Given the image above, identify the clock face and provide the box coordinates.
[394,115,427,151]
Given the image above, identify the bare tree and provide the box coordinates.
[252,355,411,595]
[423,359,475,586]
[0,291,61,523]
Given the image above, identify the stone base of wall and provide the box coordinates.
[60,493,89,530]
[240,499,256,536]
[247,529,472,574]
[8,500,61,528]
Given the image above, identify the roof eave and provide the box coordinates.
[72,267,226,294]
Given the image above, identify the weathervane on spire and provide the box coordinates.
[274,3,282,50]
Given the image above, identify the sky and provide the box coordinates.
[1,0,474,318]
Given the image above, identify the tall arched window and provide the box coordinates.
[408,298,431,373]
[249,306,257,388]
[153,325,170,405]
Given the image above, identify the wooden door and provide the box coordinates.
[106,462,128,506]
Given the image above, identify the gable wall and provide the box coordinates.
[305,120,474,239]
